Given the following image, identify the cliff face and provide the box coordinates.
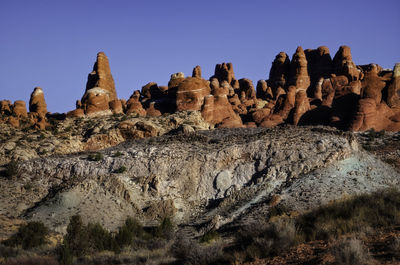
[1,126,399,237]
[1,46,399,132]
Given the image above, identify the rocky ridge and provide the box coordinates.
[1,46,399,133]
[2,126,399,238]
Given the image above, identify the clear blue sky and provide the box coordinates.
[1,0,399,113]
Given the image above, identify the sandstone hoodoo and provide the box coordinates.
[29,87,48,117]
[68,52,119,117]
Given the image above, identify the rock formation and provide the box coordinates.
[1,47,400,132]
[29,87,47,117]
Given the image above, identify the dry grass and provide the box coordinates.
[331,237,373,265]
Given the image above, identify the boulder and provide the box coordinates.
[29,87,47,117]
[387,63,400,108]
[293,90,311,125]
[361,64,386,104]
[146,102,162,117]
[176,77,210,111]
[66,108,85,118]
[141,82,165,101]
[192,65,202,78]
[212,63,235,84]
[256,80,273,100]
[0,100,12,115]
[333,46,361,81]
[109,99,123,114]
[126,91,146,116]
[81,87,113,116]
[305,46,332,81]
[13,100,28,118]
[268,52,290,90]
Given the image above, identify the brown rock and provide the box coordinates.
[141,82,165,100]
[7,116,19,128]
[176,77,210,111]
[66,108,85,118]
[81,52,117,116]
[109,99,123,114]
[293,90,311,125]
[361,64,386,104]
[387,63,400,108]
[305,46,332,81]
[81,89,112,116]
[146,102,162,117]
[321,78,335,107]
[256,80,273,100]
[85,52,117,101]
[269,52,290,90]
[13,100,28,118]
[118,120,159,139]
[192,65,202,78]
[333,46,361,81]
[289,46,310,90]
[350,98,377,131]
[0,100,12,115]
[201,94,242,128]
[126,91,146,116]
[252,108,272,124]
[238,79,257,101]
[29,87,47,117]
[212,63,235,84]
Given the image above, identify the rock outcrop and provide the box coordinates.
[1,47,399,132]
[29,87,47,117]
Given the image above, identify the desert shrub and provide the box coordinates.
[235,219,297,261]
[65,215,89,257]
[0,243,19,258]
[5,256,59,265]
[153,217,174,239]
[115,217,145,247]
[3,221,48,250]
[172,235,228,265]
[112,151,123,157]
[200,230,220,244]
[331,238,372,265]
[87,222,113,252]
[57,241,73,265]
[114,166,126,174]
[87,152,103,161]
[4,160,18,179]
[296,188,400,241]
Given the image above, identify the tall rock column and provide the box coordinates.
[289,46,310,91]
[81,52,118,116]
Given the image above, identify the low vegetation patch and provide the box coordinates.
[114,166,126,173]
[3,221,49,250]
[87,152,103,161]
[296,188,400,241]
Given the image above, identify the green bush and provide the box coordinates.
[114,166,126,174]
[200,230,220,244]
[57,241,73,265]
[65,215,89,257]
[112,151,123,157]
[3,221,48,250]
[87,222,113,252]
[153,217,174,239]
[87,152,104,161]
[296,188,400,241]
[115,217,144,247]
